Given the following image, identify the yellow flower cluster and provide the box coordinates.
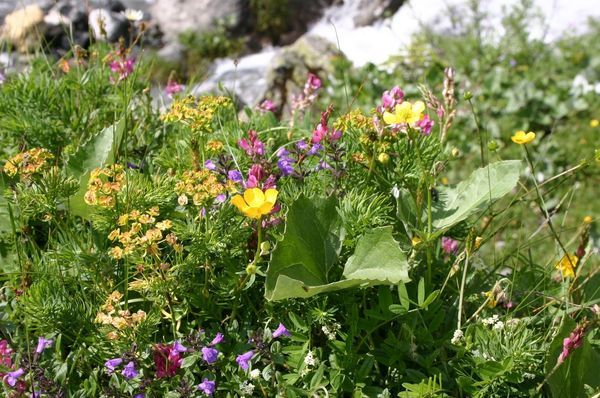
[108,207,181,259]
[334,109,371,132]
[555,254,578,278]
[175,169,225,207]
[3,148,53,180]
[161,95,232,133]
[84,164,125,208]
[205,139,224,154]
[95,291,146,339]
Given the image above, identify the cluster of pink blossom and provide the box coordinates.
[557,323,587,365]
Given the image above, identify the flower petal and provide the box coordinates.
[264,188,278,205]
[412,101,425,114]
[258,202,274,216]
[382,111,397,125]
[244,188,265,208]
[231,195,249,212]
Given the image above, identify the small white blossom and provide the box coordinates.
[249,369,261,379]
[304,351,318,367]
[493,321,504,331]
[322,325,336,340]
[178,194,188,206]
[524,372,535,380]
[451,329,463,345]
[482,315,499,326]
[122,9,143,22]
[239,381,255,396]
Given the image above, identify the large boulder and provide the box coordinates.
[353,0,405,26]
[150,0,242,42]
[0,5,46,53]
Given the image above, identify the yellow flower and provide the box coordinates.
[590,119,599,128]
[383,101,425,125]
[583,215,593,224]
[411,237,422,247]
[511,130,536,144]
[555,254,578,278]
[231,188,278,219]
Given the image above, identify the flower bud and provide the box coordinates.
[246,263,257,275]
[463,91,473,100]
[487,140,498,151]
[451,147,460,157]
[260,241,271,256]
[377,153,390,164]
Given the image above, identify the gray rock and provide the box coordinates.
[150,0,242,42]
[353,0,405,26]
[89,8,129,42]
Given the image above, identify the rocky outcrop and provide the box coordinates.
[0,5,46,53]
[150,0,242,42]
[353,0,405,26]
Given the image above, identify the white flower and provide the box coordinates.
[492,321,504,331]
[239,381,255,396]
[122,9,143,22]
[178,194,188,206]
[482,315,499,326]
[451,329,463,345]
[322,325,336,340]
[249,369,261,379]
[304,351,318,367]
[524,372,535,380]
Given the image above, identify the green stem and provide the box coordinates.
[467,98,486,167]
[457,251,470,329]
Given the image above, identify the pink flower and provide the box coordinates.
[557,324,586,364]
[416,114,434,135]
[0,340,13,367]
[238,130,265,158]
[377,86,404,113]
[165,80,183,97]
[153,343,184,378]
[109,57,135,82]
[258,99,277,113]
[305,73,322,92]
[441,237,459,255]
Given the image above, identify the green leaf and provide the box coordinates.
[265,196,411,301]
[421,289,440,308]
[545,319,600,397]
[432,160,521,231]
[398,282,410,311]
[66,119,125,218]
[388,304,408,315]
[417,278,425,306]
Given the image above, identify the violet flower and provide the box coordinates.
[165,80,183,98]
[238,130,265,158]
[172,341,188,354]
[198,378,216,395]
[1,340,13,367]
[4,368,24,387]
[35,337,53,354]
[104,358,123,374]
[201,347,219,364]
[236,350,254,370]
[204,159,217,170]
[416,114,434,135]
[227,170,243,184]
[272,323,291,338]
[122,361,138,379]
[258,99,277,113]
[209,332,224,346]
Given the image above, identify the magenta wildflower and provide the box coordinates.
[238,130,265,158]
[558,324,587,364]
[272,323,291,338]
[165,79,183,97]
[104,358,123,374]
[258,99,277,113]
[378,86,404,113]
[209,332,224,346]
[236,350,254,370]
[109,57,135,82]
[201,347,219,364]
[35,337,53,354]
[416,114,434,135]
[198,378,216,395]
[153,343,183,378]
[0,340,13,367]
[122,361,138,379]
[134,394,145,398]
[441,237,459,255]
[4,368,24,387]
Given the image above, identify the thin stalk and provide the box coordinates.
[467,98,486,167]
[457,251,470,330]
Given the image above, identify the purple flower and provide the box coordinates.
[258,99,277,113]
[198,378,216,395]
[134,394,145,398]
[378,86,404,113]
[122,361,138,379]
[441,237,459,255]
[296,139,309,151]
[4,368,24,387]
[277,157,295,176]
[307,144,322,156]
[236,350,254,370]
[109,57,135,82]
[215,194,226,203]
[104,358,123,374]
[305,73,322,91]
[272,323,291,338]
[238,130,265,158]
[227,170,243,183]
[209,332,224,346]
[172,341,188,354]
[201,347,219,364]
[205,159,217,170]
[35,337,53,354]
[165,80,183,97]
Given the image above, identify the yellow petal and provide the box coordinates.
[245,207,262,219]
[231,195,249,212]
[382,111,397,125]
[264,188,278,205]
[258,202,274,216]
[244,188,265,208]
[412,101,425,114]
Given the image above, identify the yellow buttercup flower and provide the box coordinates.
[590,119,599,128]
[583,215,593,224]
[555,254,578,278]
[383,101,425,125]
[231,188,278,219]
[511,130,536,145]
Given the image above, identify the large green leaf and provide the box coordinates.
[432,160,521,231]
[265,195,410,301]
[545,318,600,397]
[66,119,125,218]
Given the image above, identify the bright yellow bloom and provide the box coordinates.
[231,188,278,219]
[555,254,578,278]
[511,130,536,144]
[583,216,593,224]
[383,101,425,125]
[411,237,422,247]
[590,119,599,128]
